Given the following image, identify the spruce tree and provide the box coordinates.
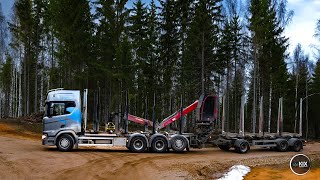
[49,0,93,89]
[309,61,320,138]
[159,0,180,117]
[129,0,149,115]
[185,0,222,98]
[10,0,33,115]
[248,0,289,132]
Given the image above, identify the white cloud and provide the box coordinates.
[284,0,320,61]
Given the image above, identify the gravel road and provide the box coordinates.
[0,133,320,180]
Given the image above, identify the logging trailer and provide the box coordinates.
[214,96,305,153]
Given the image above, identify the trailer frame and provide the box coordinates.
[214,96,305,153]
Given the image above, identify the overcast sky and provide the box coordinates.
[1,0,319,61]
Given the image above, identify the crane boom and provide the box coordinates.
[127,114,153,126]
[127,100,199,130]
[158,100,199,129]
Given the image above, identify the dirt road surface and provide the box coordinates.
[0,122,319,180]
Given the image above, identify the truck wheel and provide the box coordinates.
[56,134,74,152]
[170,136,187,152]
[239,142,250,153]
[292,140,302,152]
[276,139,288,152]
[235,142,250,153]
[151,136,168,153]
[218,145,230,151]
[129,136,147,153]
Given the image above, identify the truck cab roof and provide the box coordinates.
[46,89,81,106]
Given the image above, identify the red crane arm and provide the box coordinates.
[159,100,199,129]
[127,114,153,127]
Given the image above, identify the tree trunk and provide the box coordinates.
[201,33,205,95]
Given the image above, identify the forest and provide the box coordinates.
[0,0,319,138]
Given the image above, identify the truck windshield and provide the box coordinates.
[44,101,76,117]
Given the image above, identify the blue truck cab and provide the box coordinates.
[42,89,82,150]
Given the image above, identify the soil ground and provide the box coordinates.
[0,120,319,180]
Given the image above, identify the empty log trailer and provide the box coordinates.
[42,88,218,152]
[214,96,305,153]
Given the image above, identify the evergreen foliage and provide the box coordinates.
[0,0,319,138]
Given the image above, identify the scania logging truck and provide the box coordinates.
[42,88,218,152]
[42,88,305,153]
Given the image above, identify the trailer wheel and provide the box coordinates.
[218,145,230,151]
[276,139,288,152]
[170,136,187,152]
[292,140,302,152]
[151,136,168,153]
[56,134,74,152]
[129,136,147,153]
[235,142,250,153]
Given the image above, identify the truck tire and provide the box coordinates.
[170,135,187,152]
[129,136,147,153]
[218,145,230,151]
[56,134,74,152]
[235,141,250,153]
[151,136,168,153]
[276,139,288,152]
[292,140,303,152]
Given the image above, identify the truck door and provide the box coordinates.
[43,101,80,137]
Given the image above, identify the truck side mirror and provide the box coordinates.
[49,107,54,117]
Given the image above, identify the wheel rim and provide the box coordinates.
[240,143,248,152]
[59,138,70,149]
[155,139,165,151]
[280,141,287,150]
[133,139,144,150]
[294,142,301,150]
[174,138,184,149]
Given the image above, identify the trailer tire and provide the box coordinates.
[170,136,187,152]
[129,136,147,153]
[235,141,250,153]
[218,145,230,151]
[276,139,288,152]
[292,140,303,152]
[56,134,74,152]
[151,136,168,153]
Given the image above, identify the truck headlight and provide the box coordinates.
[42,134,47,140]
